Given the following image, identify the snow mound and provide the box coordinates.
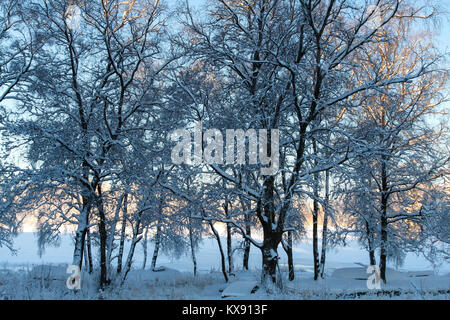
[221,280,259,298]
[332,267,408,281]
[152,266,166,272]
[407,270,434,277]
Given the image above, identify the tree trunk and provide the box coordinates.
[312,140,320,280]
[380,202,388,284]
[259,177,282,286]
[261,235,281,285]
[286,231,294,280]
[120,220,143,286]
[225,203,233,274]
[86,229,93,274]
[366,221,377,266]
[106,194,124,268]
[73,127,91,270]
[209,221,228,282]
[227,225,233,274]
[188,218,197,276]
[142,225,149,270]
[150,224,161,271]
[243,215,251,270]
[240,196,251,270]
[73,226,86,270]
[117,193,128,274]
[96,184,109,289]
[319,169,330,278]
[312,186,320,280]
[369,246,376,266]
[150,192,165,271]
[72,198,90,270]
[120,203,147,286]
[379,159,388,284]
[83,235,89,272]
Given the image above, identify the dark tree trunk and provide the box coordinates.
[312,140,320,280]
[86,229,93,274]
[224,202,233,274]
[369,247,376,266]
[97,184,109,289]
[319,169,330,278]
[227,223,233,274]
[380,205,388,284]
[286,231,294,280]
[261,234,281,285]
[379,159,389,284]
[243,219,251,270]
[259,177,282,285]
[240,196,251,270]
[312,200,319,280]
[117,194,128,274]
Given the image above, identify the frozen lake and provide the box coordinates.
[1,232,448,275]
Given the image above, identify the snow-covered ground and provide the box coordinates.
[0,232,448,299]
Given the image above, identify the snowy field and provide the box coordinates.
[0,232,448,300]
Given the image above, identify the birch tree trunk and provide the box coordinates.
[120,218,143,286]
[72,198,90,270]
[150,224,161,271]
[150,193,165,271]
[188,218,197,276]
[86,229,93,274]
[107,194,124,269]
[83,236,89,272]
[142,225,149,270]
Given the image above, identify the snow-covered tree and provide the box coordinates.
[174,0,433,286]
[2,0,175,289]
[0,0,41,254]
[336,9,448,282]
